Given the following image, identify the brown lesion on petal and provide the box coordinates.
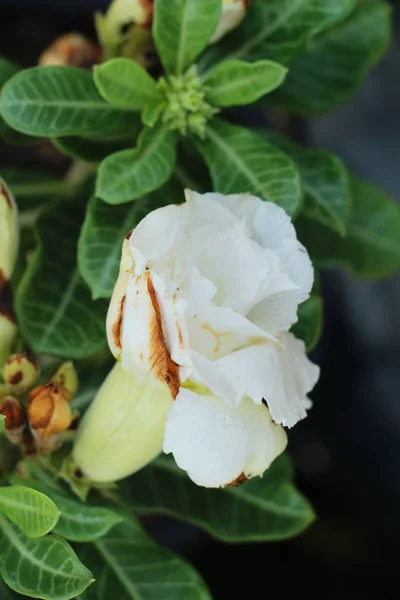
[112,294,126,351]
[147,274,180,399]
[227,472,248,487]
[125,229,134,241]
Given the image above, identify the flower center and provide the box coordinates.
[158,66,218,138]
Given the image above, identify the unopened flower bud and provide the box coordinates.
[28,383,73,452]
[50,362,78,401]
[211,0,250,43]
[0,396,26,445]
[3,353,40,393]
[39,33,102,69]
[0,179,19,370]
[73,362,173,482]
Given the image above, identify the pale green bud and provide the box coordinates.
[0,179,19,282]
[50,362,78,400]
[73,362,173,483]
[3,353,40,393]
[0,317,17,373]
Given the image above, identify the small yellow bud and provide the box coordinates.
[50,362,78,401]
[39,33,102,69]
[27,383,73,452]
[3,353,40,393]
[73,362,173,482]
[0,396,26,445]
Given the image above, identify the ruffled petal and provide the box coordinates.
[163,388,287,487]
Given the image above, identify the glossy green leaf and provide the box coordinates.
[203,59,287,107]
[16,204,108,359]
[0,514,94,600]
[1,168,70,211]
[141,101,166,128]
[270,0,391,116]
[0,59,20,134]
[292,295,323,351]
[297,175,400,279]
[264,132,352,235]
[196,119,302,216]
[0,66,138,138]
[78,198,142,299]
[78,514,211,600]
[124,454,314,542]
[0,415,4,433]
[200,0,355,69]
[97,126,177,204]
[94,59,160,110]
[0,486,60,538]
[154,0,221,74]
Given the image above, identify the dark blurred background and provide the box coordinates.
[0,1,399,599]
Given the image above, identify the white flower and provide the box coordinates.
[100,190,319,487]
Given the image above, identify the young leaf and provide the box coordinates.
[297,175,400,279]
[0,59,20,134]
[264,132,352,236]
[154,0,221,74]
[200,0,355,69]
[0,66,139,138]
[196,119,302,216]
[78,198,144,299]
[16,203,109,359]
[269,0,391,116]
[0,486,60,538]
[0,514,94,600]
[123,454,314,542]
[94,58,160,110]
[203,59,287,107]
[97,126,177,205]
[142,101,166,128]
[1,169,70,211]
[78,514,211,600]
[292,295,324,351]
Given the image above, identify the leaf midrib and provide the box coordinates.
[4,98,135,112]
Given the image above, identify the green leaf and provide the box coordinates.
[203,59,287,107]
[0,514,94,600]
[142,101,166,128]
[97,126,177,205]
[0,415,5,433]
[297,175,400,279]
[124,454,314,542]
[0,169,70,211]
[292,295,323,351]
[264,132,352,236]
[0,66,139,138]
[16,203,108,359]
[94,59,160,110]
[200,0,355,69]
[78,514,211,600]
[78,198,141,299]
[0,59,20,134]
[0,486,60,538]
[269,0,391,116]
[154,0,221,74]
[196,119,302,216]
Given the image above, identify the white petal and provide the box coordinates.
[213,333,320,427]
[163,388,287,487]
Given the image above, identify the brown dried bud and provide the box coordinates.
[28,383,72,452]
[3,353,40,393]
[0,396,26,444]
[39,33,102,69]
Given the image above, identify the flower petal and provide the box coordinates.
[163,388,287,487]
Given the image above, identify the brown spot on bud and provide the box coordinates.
[227,472,248,487]
[28,382,72,439]
[147,274,180,399]
[0,182,12,209]
[0,397,26,431]
[141,0,154,26]
[39,33,102,69]
[113,294,126,351]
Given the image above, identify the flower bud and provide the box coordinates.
[39,33,102,69]
[50,362,78,401]
[211,0,250,43]
[27,383,73,452]
[3,353,40,393]
[0,396,26,445]
[73,362,173,482]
